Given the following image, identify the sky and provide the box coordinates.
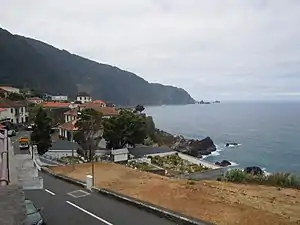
[1,0,300,101]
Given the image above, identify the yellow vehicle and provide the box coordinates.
[19,137,30,150]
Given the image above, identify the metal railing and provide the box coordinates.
[0,129,9,185]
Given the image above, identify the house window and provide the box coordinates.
[21,107,24,113]
[11,108,13,113]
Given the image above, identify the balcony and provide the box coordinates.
[14,112,29,117]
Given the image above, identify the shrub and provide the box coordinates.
[225,169,249,182]
[264,173,299,188]
[224,169,300,189]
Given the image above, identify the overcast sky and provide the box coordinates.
[1,0,300,101]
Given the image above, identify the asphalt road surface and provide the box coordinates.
[24,172,178,225]
[10,130,31,155]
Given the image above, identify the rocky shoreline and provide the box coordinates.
[155,130,235,167]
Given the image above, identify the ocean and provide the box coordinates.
[145,102,300,174]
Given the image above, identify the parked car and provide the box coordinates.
[7,130,16,137]
[25,199,46,225]
[26,123,35,131]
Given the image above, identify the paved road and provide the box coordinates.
[24,172,178,225]
[10,130,31,155]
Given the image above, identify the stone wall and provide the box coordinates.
[1,137,28,225]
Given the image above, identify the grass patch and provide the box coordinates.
[149,154,209,175]
[224,169,300,189]
[127,161,157,171]
[58,156,81,165]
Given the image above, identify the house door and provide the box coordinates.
[67,131,72,141]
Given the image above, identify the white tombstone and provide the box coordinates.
[86,175,93,191]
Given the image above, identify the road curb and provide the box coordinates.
[41,167,86,188]
[41,167,214,225]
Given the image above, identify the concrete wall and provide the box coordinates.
[2,137,31,225]
[145,151,177,157]
[45,149,110,159]
[113,154,128,162]
[45,150,79,158]
[181,168,228,181]
[177,153,220,169]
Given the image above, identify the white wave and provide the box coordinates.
[262,167,272,176]
[215,145,224,151]
[228,161,239,166]
[210,151,220,156]
[225,143,242,148]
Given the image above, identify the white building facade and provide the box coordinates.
[0,86,20,94]
[76,94,92,104]
[51,95,68,101]
[0,100,28,124]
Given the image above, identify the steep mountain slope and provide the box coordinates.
[0,28,195,106]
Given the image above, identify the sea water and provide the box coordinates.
[145,102,300,174]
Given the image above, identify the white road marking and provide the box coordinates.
[67,189,90,198]
[66,201,113,225]
[45,189,55,196]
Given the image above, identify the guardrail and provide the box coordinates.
[0,129,8,185]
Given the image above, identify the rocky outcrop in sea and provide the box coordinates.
[173,136,217,158]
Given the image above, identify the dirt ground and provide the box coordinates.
[51,163,300,225]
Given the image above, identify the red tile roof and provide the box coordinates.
[93,100,106,104]
[27,97,42,101]
[0,100,27,108]
[59,119,79,131]
[64,108,80,116]
[82,103,119,116]
[42,102,70,108]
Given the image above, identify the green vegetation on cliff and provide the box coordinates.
[0,28,195,106]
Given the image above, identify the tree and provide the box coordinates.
[103,109,147,149]
[30,107,52,155]
[75,108,103,161]
[135,104,145,113]
[7,92,25,101]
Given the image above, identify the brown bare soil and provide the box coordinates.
[51,163,300,225]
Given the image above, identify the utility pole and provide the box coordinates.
[71,131,75,170]
[90,143,95,186]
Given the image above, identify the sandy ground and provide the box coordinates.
[51,163,300,225]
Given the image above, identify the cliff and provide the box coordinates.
[0,28,195,106]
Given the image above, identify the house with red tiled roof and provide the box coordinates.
[27,97,43,104]
[42,101,75,109]
[58,103,119,141]
[0,86,20,94]
[0,100,28,124]
[92,100,106,107]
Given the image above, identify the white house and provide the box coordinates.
[27,97,43,104]
[0,86,20,94]
[0,108,9,122]
[0,100,28,124]
[76,93,92,104]
[59,105,119,141]
[51,95,68,101]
